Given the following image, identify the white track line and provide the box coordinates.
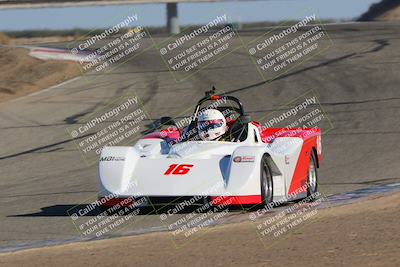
[7,76,81,104]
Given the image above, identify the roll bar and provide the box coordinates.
[194,94,245,116]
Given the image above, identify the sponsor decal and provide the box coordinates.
[100,156,125,161]
[233,156,242,162]
[233,156,255,163]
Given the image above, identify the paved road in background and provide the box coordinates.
[0,21,399,249]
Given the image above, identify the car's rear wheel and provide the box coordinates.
[306,152,318,198]
[260,155,273,205]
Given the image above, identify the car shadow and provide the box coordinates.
[8,203,246,217]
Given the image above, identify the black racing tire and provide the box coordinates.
[260,155,273,205]
[306,151,319,199]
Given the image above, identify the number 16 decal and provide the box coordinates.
[164,164,194,175]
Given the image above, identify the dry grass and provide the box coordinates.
[0,32,11,45]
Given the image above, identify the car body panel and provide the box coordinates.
[98,123,321,206]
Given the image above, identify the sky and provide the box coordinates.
[0,0,380,31]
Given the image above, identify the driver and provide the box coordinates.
[197,109,227,141]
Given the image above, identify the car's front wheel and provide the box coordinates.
[260,155,273,205]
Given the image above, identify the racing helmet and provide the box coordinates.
[197,109,227,141]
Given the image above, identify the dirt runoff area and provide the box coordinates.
[1,192,399,267]
[0,47,81,102]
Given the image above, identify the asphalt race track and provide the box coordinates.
[0,21,399,249]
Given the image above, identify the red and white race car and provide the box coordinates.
[98,92,321,208]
